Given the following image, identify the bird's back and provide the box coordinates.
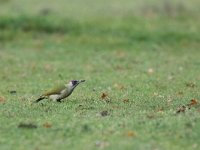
[42,85,66,97]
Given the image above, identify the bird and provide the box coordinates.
[35,80,85,103]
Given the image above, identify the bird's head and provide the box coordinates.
[68,80,85,89]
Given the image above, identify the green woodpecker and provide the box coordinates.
[35,80,85,103]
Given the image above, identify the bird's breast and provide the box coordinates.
[60,88,73,98]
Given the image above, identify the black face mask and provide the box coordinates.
[71,80,78,86]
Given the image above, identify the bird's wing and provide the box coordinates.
[42,85,66,96]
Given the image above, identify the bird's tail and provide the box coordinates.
[34,96,46,103]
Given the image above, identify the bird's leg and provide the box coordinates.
[56,99,62,103]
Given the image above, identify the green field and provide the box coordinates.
[0,0,200,150]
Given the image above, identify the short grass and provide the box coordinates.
[0,0,200,150]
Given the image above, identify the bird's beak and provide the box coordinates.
[79,80,86,83]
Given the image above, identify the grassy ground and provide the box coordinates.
[0,0,200,150]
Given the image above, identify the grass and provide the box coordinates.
[0,0,200,150]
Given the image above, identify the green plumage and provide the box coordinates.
[42,85,66,96]
[35,80,85,103]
